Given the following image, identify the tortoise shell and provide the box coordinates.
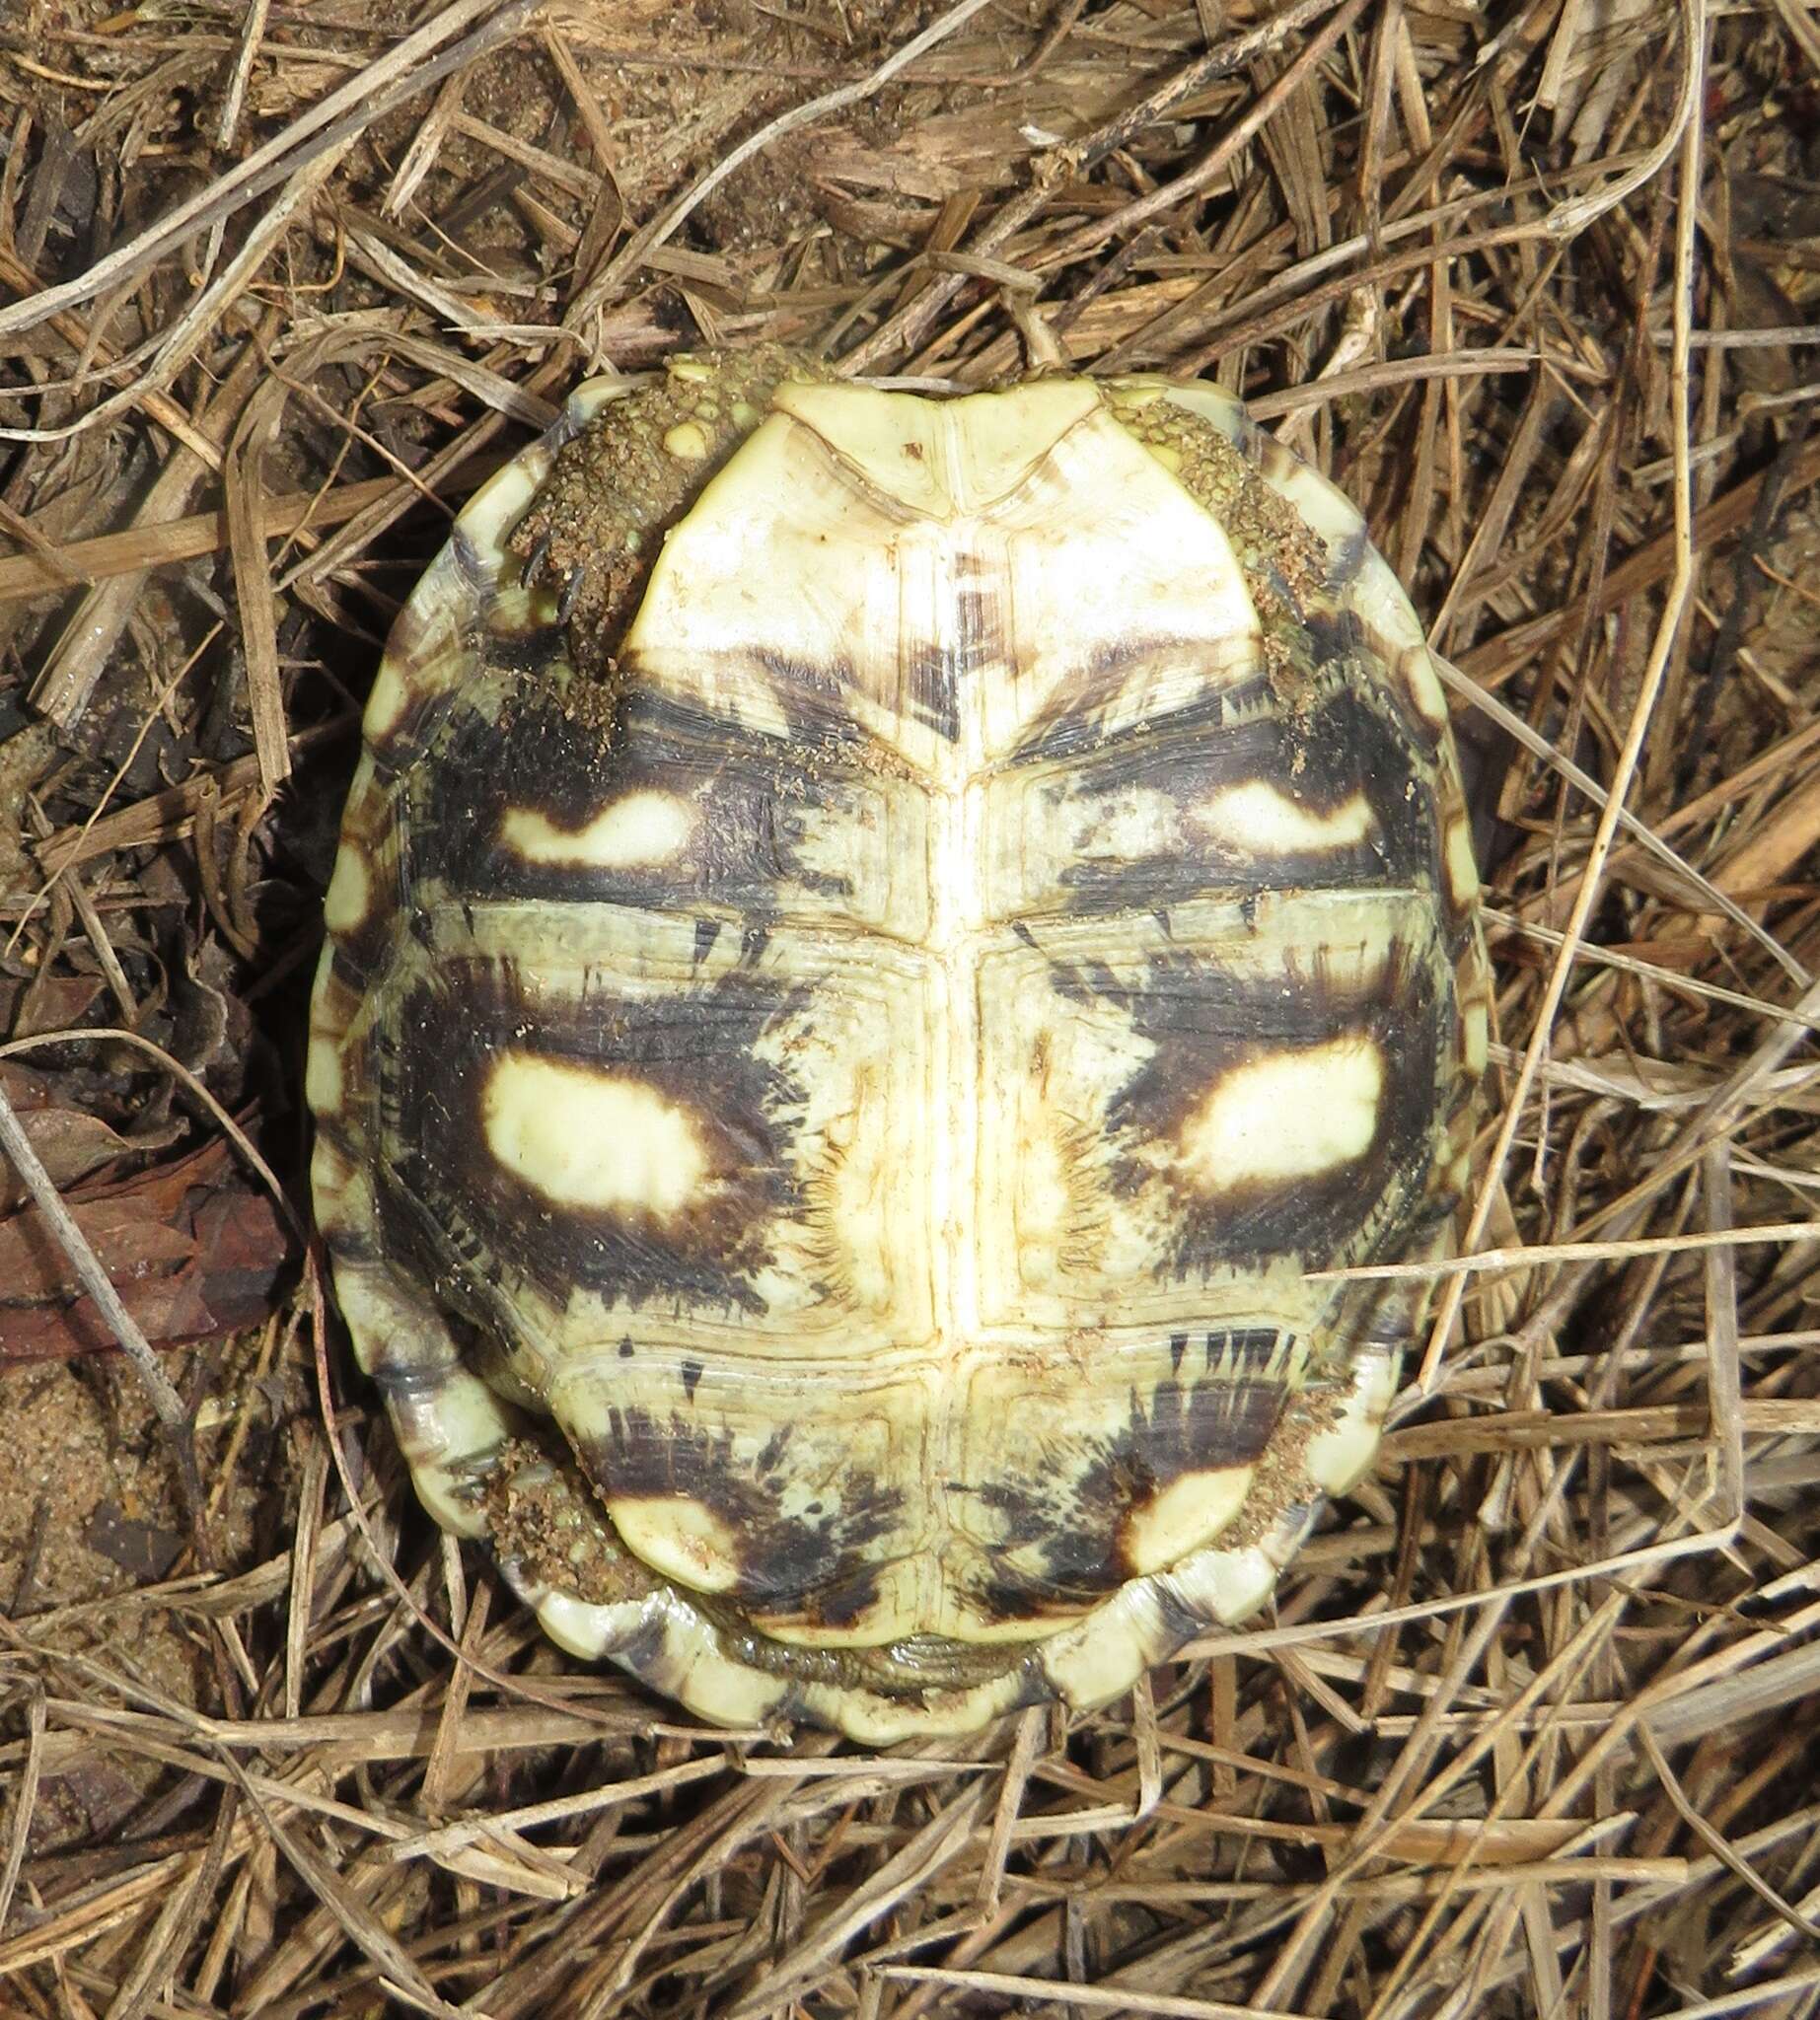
[308,348,1488,1742]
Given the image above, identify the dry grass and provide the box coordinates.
[2,0,1819,2014]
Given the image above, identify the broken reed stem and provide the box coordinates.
[877,1966,1320,2019]
[1311,1219,1818,1282]
[0,1074,211,1564]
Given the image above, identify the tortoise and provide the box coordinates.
[307,346,1488,1743]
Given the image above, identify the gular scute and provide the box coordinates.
[309,350,1489,1741]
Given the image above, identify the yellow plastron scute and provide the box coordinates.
[509,345,835,695]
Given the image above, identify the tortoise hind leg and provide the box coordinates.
[312,1129,523,1543]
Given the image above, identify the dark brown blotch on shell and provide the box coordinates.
[1051,680,1442,916]
[1052,931,1450,1278]
[1013,638,1272,762]
[579,1402,904,1631]
[965,1330,1294,1621]
[372,959,810,1326]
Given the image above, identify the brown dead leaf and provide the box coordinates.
[0,1064,162,1205]
[0,1135,294,1360]
[83,1501,185,1581]
[27,1758,146,1859]
[0,974,105,1034]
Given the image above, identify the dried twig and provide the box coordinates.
[0,1075,209,1560]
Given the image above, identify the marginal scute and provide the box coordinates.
[304,1032,342,1114]
[457,440,556,560]
[321,846,370,933]
[1403,643,1452,731]
[1168,1540,1282,1626]
[362,655,411,743]
[1038,1600,1151,1711]
[1443,809,1481,912]
[1302,1345,1400,1495]
[310,347,1487,1741]
[1462,997,1491,1076]
[564,375,639,431]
